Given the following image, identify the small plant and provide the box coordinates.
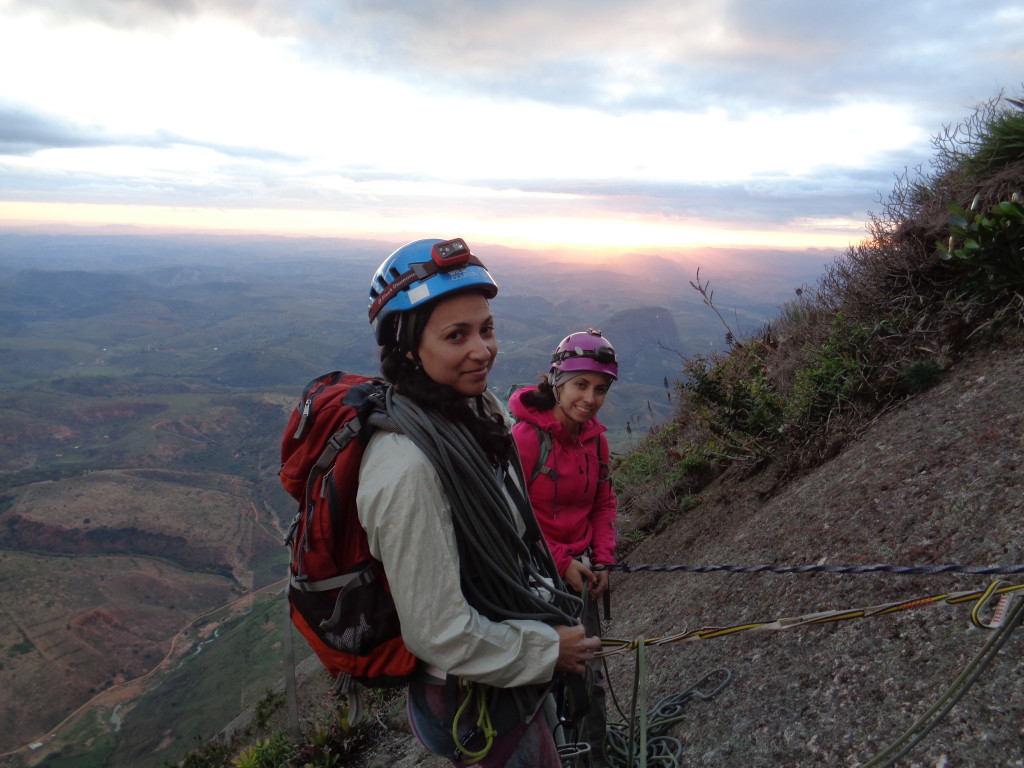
[178,735,237,768]
[937,196,1024,299]
[784,313,875,426]
[681,341,785,458]
[253,689,286,731]
[689,268,743,345]
[230,734,294,768]
[961,98,1024,175]
[612,422,679,489]
[626,529,649,545]
[896,359,945,395]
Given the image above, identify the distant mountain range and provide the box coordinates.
[0,231,835,766]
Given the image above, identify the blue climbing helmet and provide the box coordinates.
[367,237,499,345]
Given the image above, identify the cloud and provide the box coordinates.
[1,0,1019,247]
[0,105,296,161]
[1,0,202,29]
[0,106,110,154]
[8,0,1020,119]
[481,171,887,227]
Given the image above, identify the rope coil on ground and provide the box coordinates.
[603,667,732,768]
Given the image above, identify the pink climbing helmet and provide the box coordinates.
[550,328,618,381]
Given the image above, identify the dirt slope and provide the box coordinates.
[602,332,1024,767]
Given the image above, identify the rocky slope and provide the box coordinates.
[352,332,1023,767]
[607,332,1024,767]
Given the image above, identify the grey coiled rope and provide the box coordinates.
[381,388,580,626]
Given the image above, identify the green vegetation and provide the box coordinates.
[173,684,402,768]
[42,710,120,768]
[614,90,1024,542]
[938,196,1024,299]
[107,595,312,768]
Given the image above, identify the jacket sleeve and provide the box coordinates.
[357,431,560,688]
[588,434,617,565]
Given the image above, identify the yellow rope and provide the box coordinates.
[597,581,1024,656]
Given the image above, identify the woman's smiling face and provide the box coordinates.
[554,371,611,430]
[414,291,498,397]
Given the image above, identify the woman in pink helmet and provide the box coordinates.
[508,328,618,767]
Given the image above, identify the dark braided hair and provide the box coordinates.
[520,375,557,411]
[379,293,514,466]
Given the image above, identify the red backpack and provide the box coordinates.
[279,371,416,688]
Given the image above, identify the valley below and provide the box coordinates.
[0,232,826,767]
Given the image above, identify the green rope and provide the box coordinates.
[859,585,1024,767]
[637,636,648,768]
[596,581,1024,652]
[595,582,1017,767]
[603,639,732,768]
[450,681,497,765]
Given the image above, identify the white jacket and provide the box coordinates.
[356,391,560,688]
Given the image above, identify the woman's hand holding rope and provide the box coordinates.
[554,624,601,675]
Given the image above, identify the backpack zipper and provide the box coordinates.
[294,378,336,438]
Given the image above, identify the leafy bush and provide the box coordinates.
[785,313,877,424]
[682,341,785,452]
[962,98,1024,175]
[938,197,1024,299]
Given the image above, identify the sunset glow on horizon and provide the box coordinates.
[0,200,867,254]
[1,2,1019,257]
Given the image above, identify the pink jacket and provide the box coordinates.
[509,386,617,576]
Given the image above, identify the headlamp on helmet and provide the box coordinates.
[549,328,619,381]
[431,238,471,266]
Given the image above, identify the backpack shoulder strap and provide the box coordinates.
[531,424,556,483]
[594,434,611,483]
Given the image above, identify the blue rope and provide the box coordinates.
[597,563,1024,576]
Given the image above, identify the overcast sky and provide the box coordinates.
[0,0,1020,253]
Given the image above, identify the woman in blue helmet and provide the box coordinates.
[356,238,598,767]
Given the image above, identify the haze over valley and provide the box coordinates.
[0,232,830,766]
